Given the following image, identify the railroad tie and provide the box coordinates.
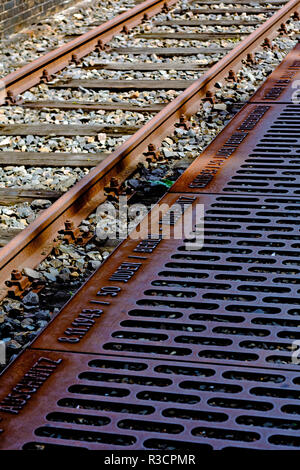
[50,79,196,90]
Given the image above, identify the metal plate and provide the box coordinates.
[1,37,300,452]
[171,103,300,195]
[2,350,300,450]
[31,193,300,371]
[249,42,300,103]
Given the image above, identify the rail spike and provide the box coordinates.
[175,114,191,130]
[60,220,93,246]
[226,69,239,83]
[202,90,216,105]
[262,38,278,51]
[162,2,170,13]
[278,22,289,34]
[143,143,160,162]
[40,69,51,83]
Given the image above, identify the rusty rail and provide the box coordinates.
[0,0,178,105]
[0,0,298,302]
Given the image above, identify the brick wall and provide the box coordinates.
[0,0,80,37]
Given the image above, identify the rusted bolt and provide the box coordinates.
[278,22,288,35]
[6,270,32,298]
[202,90,215,104]
[95,39,105,51]
[61,219,84,245]
[262,38,271,48]
[71,53,80,64]
[162,2,169,13]
[176,114,191,130]
[104,177,123,196]
[246,53,255,65]
[143,143,160,162]
[40,69,51,83]
[262,38,277,51]
[6,90,18,104]
[227,69,238,82]
[11,270,22,280]
[65,220,75,230]
[110,177,119,188]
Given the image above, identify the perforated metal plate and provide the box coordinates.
[171,103,300,195]
[249,42,300,103]
[2,349,300,450]
[29,193,300,371]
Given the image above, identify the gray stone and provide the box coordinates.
[162,149,175,158]
[31,199,52,209]
[89,260,102,270]
[22,292,39,306]
[17,207,33,218]
[8,340,22,350]
[23,267,41,280]
[214,103,227,111]
[44,272,57,282]
[57,268,71,282]
[36,311,51,321]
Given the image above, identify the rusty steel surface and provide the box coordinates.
[249,42,300,103]
[1,349,300,450]
[0,0,178,105]
[0,0,299,302]
[27,192,300,371]
[171,102,300,195]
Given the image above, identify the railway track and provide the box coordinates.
[1,38,300,450]
[0,0,299,450]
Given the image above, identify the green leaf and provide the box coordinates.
[152,179,174,188]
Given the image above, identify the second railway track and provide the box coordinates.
[1,31,300,449]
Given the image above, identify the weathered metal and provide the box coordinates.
[0,0,298,301]
[26,192,299,371]
[1,349,300,449]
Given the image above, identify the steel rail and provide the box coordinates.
[0,0,178,105]
[0,0,298,300]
